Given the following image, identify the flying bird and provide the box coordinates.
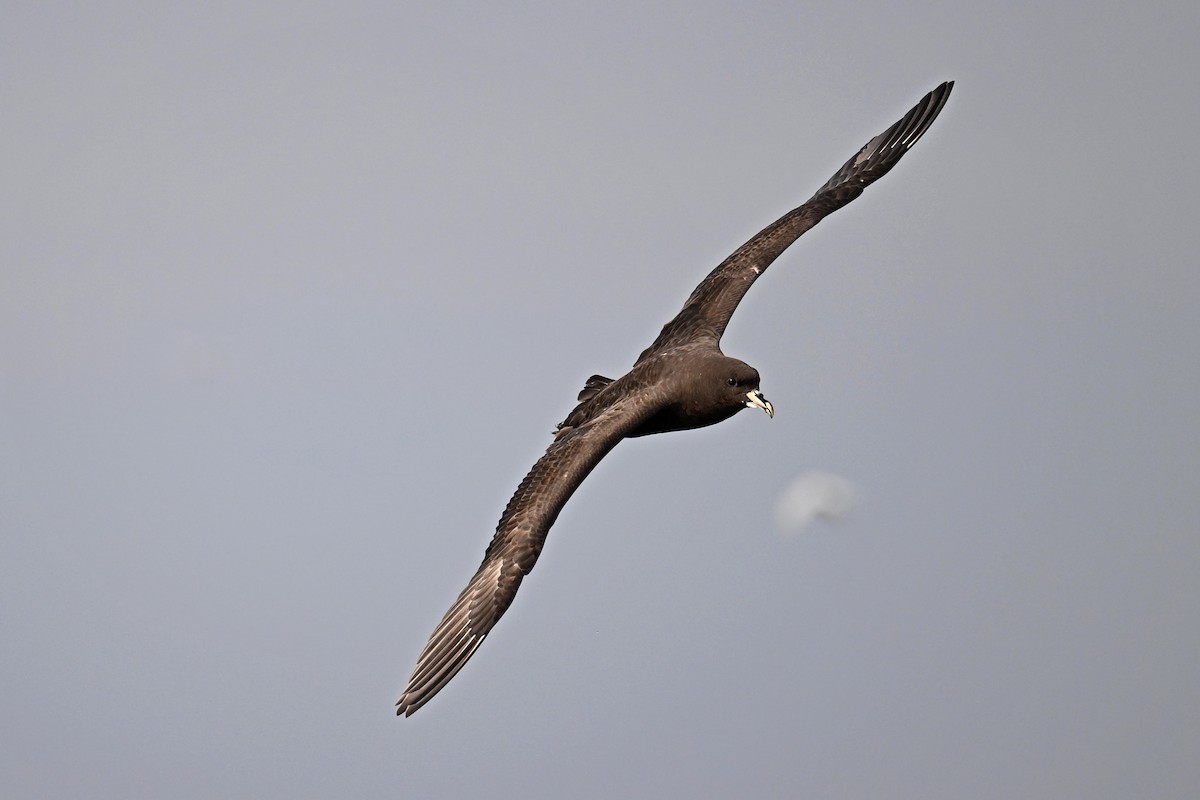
[397,81,953,716]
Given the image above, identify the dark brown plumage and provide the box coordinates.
[397,81,953,716]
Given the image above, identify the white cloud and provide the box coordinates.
[773,470,856,535]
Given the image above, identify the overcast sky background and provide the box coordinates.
[3,2,1198,797]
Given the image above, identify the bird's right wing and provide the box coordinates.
[637,81,953,361]
[396,391,655,716]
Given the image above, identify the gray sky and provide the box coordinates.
[3,2,1198,797]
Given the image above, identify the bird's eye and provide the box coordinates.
[727,377,738,387]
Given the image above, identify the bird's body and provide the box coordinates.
[397,81,953,716]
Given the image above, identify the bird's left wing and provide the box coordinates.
[637,81,953,361]
[396,391,655,716]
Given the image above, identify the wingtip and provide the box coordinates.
[396,688,430,717]
[928,80,955,114]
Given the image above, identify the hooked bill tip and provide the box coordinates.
[746,390,774,418]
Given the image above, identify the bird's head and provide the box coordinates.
[722,360,774,419]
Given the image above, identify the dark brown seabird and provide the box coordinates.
[397,81,953,716]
